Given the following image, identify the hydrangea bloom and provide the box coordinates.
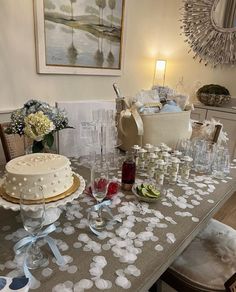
[24,111,55,141]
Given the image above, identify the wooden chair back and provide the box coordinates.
[0,122,25,162]
[225,273,236,292]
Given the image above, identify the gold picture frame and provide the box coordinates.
[34,0,125,75]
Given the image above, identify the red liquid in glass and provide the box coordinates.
[122,160,136,190]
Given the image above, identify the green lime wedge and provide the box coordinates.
[141,188,150,197]
[141,183,148,189]
[136,186,143,196]
[136,185,141,192]
[148,184,155,190]
[150,189,160,197]
[145,191,159,198]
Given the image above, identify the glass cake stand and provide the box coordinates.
[0,173,85,225]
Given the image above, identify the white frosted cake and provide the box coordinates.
[3,153,74,200]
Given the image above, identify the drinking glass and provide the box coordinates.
[194,140,214,173]
[20,186,48,269]
[175,139,192,157]
[211,146,230,179]
[107,148,121,171]
[90,161,109,229]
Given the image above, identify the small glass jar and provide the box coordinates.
[122,151,136,191]
[155,159,166,186]
[179,156,193,183]
[168,157,180,185]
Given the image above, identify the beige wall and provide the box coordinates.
[1,0,236,112]
[1,0,236,162]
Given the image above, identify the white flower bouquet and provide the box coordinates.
[6,99,72,153]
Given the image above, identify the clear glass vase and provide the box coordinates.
[24,136,57,154]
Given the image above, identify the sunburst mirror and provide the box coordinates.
[181,0,236,66]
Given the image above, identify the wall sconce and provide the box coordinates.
[153,59,167,87]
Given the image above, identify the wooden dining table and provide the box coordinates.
[0,158,236,292]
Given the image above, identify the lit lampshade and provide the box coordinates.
[153,59,167,86]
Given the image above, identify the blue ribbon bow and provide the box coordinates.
[14,224,65,287]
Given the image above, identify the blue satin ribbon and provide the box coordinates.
[14,224,65,287]
[88,200,121,236]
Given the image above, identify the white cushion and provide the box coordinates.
[170,219,236,291]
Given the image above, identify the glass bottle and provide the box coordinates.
[159,143,168,152]
[168,157,180,185]
[155,159,166,186]
[144,143,153,160]
[172,150,182,160]
[179,156,193,183]
[162,152,171,174]
[132,144,141,164]
[122,151,136,191]
[165,146,172,153]
[137,148,147,171]
[148,153,157,179]
[153,146,161,159]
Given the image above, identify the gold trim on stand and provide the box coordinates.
[0,174,80,205]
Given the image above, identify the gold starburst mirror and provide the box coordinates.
[181,0,236,66]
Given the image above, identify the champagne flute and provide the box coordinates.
[20,186,48,269]
[90,161,109,229]
[80,121,97,166]
[92,109,107,163]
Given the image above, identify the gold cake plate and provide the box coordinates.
[0,174,81,205]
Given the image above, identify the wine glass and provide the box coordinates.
[90,161,109,230]
[20,186,48,269]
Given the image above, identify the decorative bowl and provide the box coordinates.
[132,183,161,203]
[197,93,231,107]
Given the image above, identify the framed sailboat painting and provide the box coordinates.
[34,0,125,75]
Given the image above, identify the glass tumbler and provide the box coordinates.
[211,146,230,179]
[194,141,214,173]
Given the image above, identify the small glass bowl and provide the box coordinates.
[132,183,162,203]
